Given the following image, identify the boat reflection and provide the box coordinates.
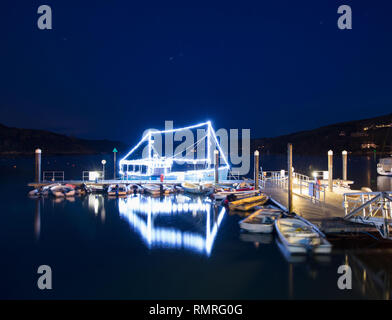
[118,194,226,256]
[276,238,306,264]
[377,176,392,192]
[346,251,392,299]
[239,232,273,245]
[34,199,41,241]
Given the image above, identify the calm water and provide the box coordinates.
[0,154,392,299]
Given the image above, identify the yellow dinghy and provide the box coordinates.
[228,194,268,212]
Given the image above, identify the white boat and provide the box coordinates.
[234,182,255,191]
[142,184,162,196]
[214,189,260,201]
[275,217,332,254]
[107,184,128,196]
[125,184,137,194]
[253,207,283,217]
[228,194,268,211]
[85,184,105,193]
[28,183,60,197]
[127,184,144,194]
[239,211,275,233]
[377,157,392,176]
[163,184,176,195]
[75,184,92,195]
[181,182,211,194]
[50,185,76,197]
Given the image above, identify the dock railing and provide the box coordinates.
[228,170,241,181]
[82,171,104,182]
[260,170,326,202]
[343,191,392,238]
[42,171,64,182]
[260,170,287,187]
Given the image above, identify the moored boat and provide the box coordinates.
[239,211,275,233]
[275,217,332,254]
[142,184,162,196]
[28,183,59,197]
[214,189,260,201]
[252,207,283,218]
[234,182,254,191]
[75,183,91,195]
[181,182,211,194]
[85,184,105,193]
[50,185,76,197]
[107,184,128,196]
[228,194,268,211]
[377,157,392,176]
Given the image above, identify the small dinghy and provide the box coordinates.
[239,211,275,233]
[173,185,184,193]
[50,185,76,197]
[86,184,105,193]
[28,183,59,197]
[214,189,260,201]
[252,207,283,218]
[75,183,91,195]
[234,182,254,191]
[142,184,162,196]
[126,184,139,194]
[107,184,128,196]
[163,184,176,195]
[135,184,144,193]
[228,194,268,211]
[181,182,210,194]
[128,184,143,194]
[275,217,332,255]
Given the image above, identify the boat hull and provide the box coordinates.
[228,195,268,211]
[239,222,274,233]
[275,218,332,255]
[214,190,259,200]
[377,167,392,176]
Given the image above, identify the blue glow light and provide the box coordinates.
[118,195,226,256]
[119,121,230,180]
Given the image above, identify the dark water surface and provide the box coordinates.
[1,154,392,299]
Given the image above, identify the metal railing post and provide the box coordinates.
[288,143,293,214]
[361,194,366,217]
[344,194,348,216]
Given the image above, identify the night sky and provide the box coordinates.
[1,0,391,144]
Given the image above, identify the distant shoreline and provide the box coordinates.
[0,151,117,158]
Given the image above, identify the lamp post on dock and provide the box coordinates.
[328,150,333,192]
[101,159,106,181]
[254,150,259,190]
[113,148,118,180]
[288,143,293,213]
[35,148,41,183]
[342,150,348,181]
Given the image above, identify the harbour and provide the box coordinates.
[0,149,390,299]
[2,1,392,305]
[26,143,392,243]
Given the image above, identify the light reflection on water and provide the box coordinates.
[27,191,392,299]
[378,176,392,191]
[4,153,392,299]
[117,194,225,256]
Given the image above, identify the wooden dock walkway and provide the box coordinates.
[262,181,378,234]
[262,181,345,219]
